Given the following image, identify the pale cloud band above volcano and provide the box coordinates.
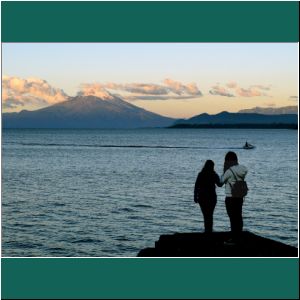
[78,79,203,101]
[2,76,274,112]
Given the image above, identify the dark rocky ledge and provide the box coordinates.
[137,231,298,257]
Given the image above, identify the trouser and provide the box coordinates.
[199,199,217,233]
[225,197,243,238]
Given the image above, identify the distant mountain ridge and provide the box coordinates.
[174,111,298,126]
[238,106,298,115]
[2,95,175,128]
[3,98,298,129]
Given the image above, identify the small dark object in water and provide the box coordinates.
[243,143,255,149]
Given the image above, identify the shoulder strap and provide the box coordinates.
[229,167,243,181]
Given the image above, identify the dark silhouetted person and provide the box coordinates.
[220,151,248,244]
[194,160,221,233]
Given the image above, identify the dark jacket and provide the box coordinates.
[194,171,221,203]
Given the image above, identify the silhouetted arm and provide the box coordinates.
[220,170,230,185]
[215,173,223,187]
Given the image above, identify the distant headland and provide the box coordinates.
[170,111,297,129]
[169,123,298,129]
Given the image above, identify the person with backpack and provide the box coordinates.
[194,160,222,233]
[220,151,248,243]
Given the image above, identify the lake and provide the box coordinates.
[1,128,298,256]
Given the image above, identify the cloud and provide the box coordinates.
[209,85,235,97]
[250,84,271,91]
[123,83,169,95]
[125,95,200,101]
[77,79,203,101]
[234,84,271,97]
[209,82,271,98]
[235,86,270,97]
[2,98,25,109]
[77,83,114,99]
[235,87,263,97]
[226,81,238,89]
[164,78,202,96]
[3,76,203,111]
[2,76,68,111]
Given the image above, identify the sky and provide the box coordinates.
[2,43,298,118]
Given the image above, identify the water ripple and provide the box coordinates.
[2,128,298,256]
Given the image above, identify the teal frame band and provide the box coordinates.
[1,1,299,42]
[2,258,299,299]
[1,1,299,299]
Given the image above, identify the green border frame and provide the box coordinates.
[2,258,299,299]
[1,1,299,42]
[1,1,299,299]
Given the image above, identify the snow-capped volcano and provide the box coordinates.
[3,95,175,128]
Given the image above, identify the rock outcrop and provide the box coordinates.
[137,231,298,257]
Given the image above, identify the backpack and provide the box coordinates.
[228,168,248,198]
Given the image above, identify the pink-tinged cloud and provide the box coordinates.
[123,83,169,95]
[209,85,235,97]
[2,76,68,110]
[163,78,202,96]
[226,81,238,89]
[125,95,200,101]
[78,83,114,99]
[78,79,203,101]
[250,84,271,91]
[210,82,272,98]
[164,78,185,95]
[185,82,202,96]
[235,87,266,97]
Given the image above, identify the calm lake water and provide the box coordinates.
[2,128,298,256]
